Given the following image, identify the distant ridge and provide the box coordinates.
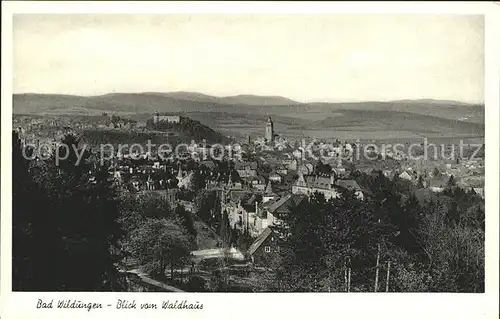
[390,99,483,107]
[143,91,221,103]
[14,92,481,108]
[142,91,302,106]
[218,94,301,106]
[12,92,484,125]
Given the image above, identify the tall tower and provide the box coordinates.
[265,117,274,143]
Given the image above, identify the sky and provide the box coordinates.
[13,14,484,103]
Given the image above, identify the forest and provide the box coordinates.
[260,171,484,292]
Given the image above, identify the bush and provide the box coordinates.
[186,275,208,292]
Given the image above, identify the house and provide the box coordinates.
[472,188,484,199]
[292,172,338,200]
[249,175,267,191]
[223,189,254,207]
[248,227,282,267]
[292,149,303,159]
[145,175,155,190]
[255,193,307,233]
[427,177,448,193]
[296,164,308,175]
[292,171,365,200]
[287,158,299,171]
[178,171,194,189]
[263,181,277,203]
[398,171,413,181]
[136,188,178,204]
[276,165,288,176]
[332,167,347,178]
[136,121,147,128]
[235,161,258,178]
[268,171,282,183]
[112,170,122,183]
[382,169,395,179]
[199,160,216,170]
[459,176,484,189]
[221,189,263,235]
[335,179,365,200]
[280,156,293,167]
[165,188,179,203]
[234,193,263,236]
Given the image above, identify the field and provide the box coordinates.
[183,109,484,145]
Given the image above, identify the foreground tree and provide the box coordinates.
[271,170,485,293]
[194,190,220,228]
[128,218,191,279]
[12,132,56,290]
[13,133,125,291]
[175,204,197,244]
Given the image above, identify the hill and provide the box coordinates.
[12,93,485,141]
[13,93,238,114]
[13,93,484,121]
[80,115,231,147]
[217,94,300,106]
[141,92,300,106]
[143,91,221,103]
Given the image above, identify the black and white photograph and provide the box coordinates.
[1,1,499,318]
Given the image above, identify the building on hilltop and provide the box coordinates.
[153,112,181,124]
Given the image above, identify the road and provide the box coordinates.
[190,247,245,261]
[126,269,185,292]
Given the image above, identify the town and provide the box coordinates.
[10,12,487,296]
[13,109,485,292]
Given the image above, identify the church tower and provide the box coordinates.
[265,117,274,143]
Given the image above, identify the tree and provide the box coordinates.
[272,169,485,293]
[315,162,332,176]
[194,190,219,227]
[175,205,197,242]
[416,175,425,189]
[236,230,254,252]
[277,189,389,292]
[12,131,57,291]
[413,198,484,292]
[433,167,441,177]
[120,191,198,267]
[208,269,225,292]
[447,201,460,225]
[219,210,231,248]
[14,133,125,291]
[191,169,206,191]
[446,175,456,188]
[128,218,191,279]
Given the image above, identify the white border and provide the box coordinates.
[1,2,499,319]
